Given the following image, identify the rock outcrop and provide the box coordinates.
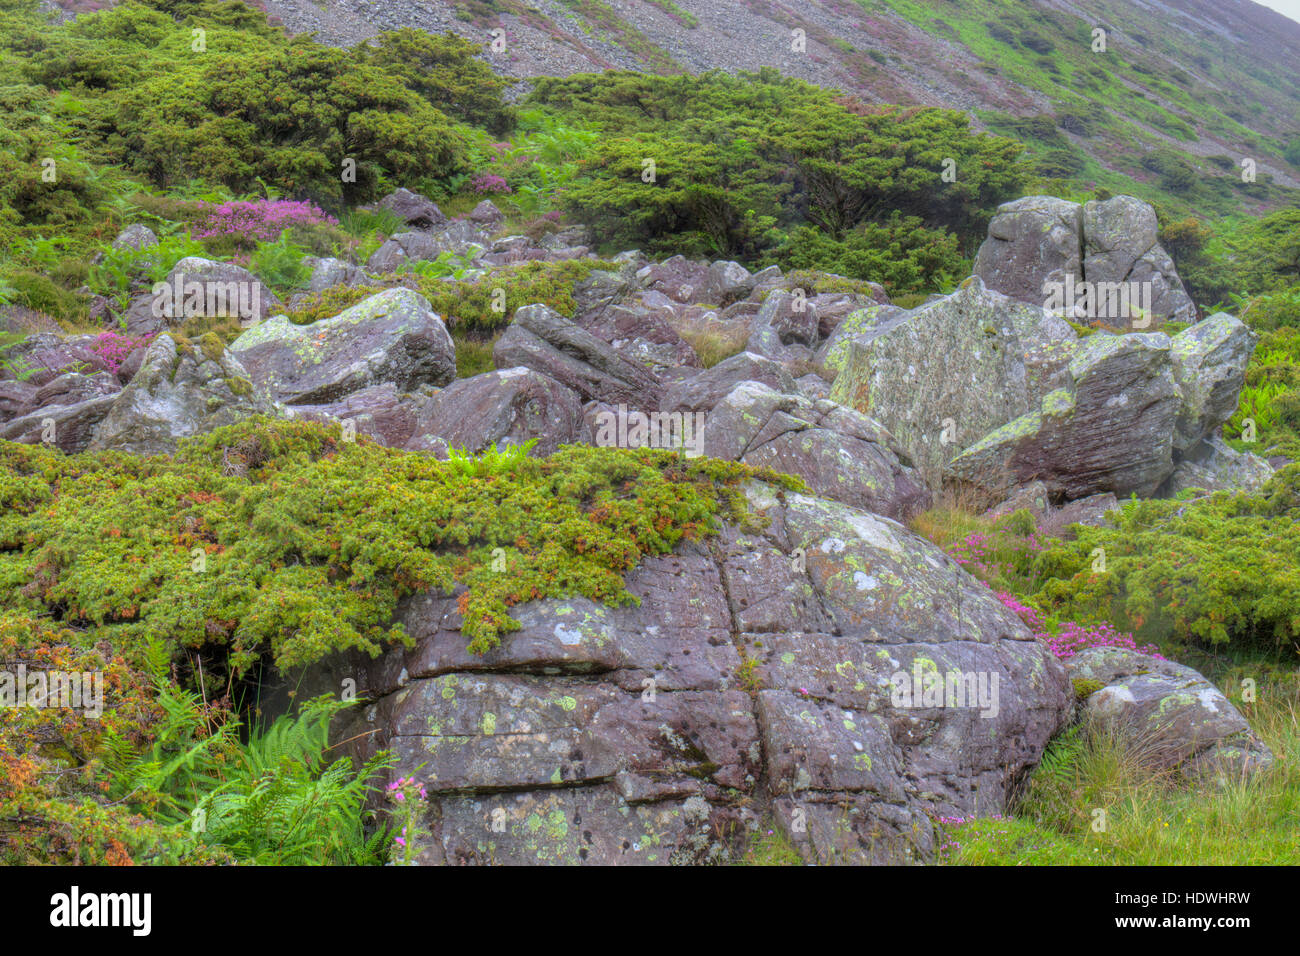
[230,288,455,405]
[1066,647,1272,777]
[316,484,1072,865]
[973,195,1196,327]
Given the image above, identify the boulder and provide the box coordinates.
[289,384,421,448]
[123,258,281,335]
[0,393,118,453]
[828,277,1077,476]
[304,256,367,294]
[972,196,1084,305]
[1067,647,1272,777]
[577,305,700,371]
[230,288,455,405]
[404,367,587,457]
[1160,436,1275,496]
[468,200,505,226]
[983,480,1119,538]
[745,290,820,361]
[325,485,1071,865]
[0,380,38,422]
[946,332,1180,503]
[661,351,797,412]
[816,303,906,375]
[492,303,662,406]
[973,194,1195,326]
[377,188,446,229]
[0,333,112,386]
[1082,196,1196,325]
[701,260,755,305]
[1169,313,1256,453]
[636,255,713,304]
[110,223,158,252]
[90,333,278,455]
[703,381,931,519]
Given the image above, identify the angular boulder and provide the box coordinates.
[377,187,446,229]
[1160,436,1274,496]
[493,303,662,406]
[325,486,1071,865]
[1169,313,1256,453]
[946,332,1179,502]
[403,367,587,457]
[828,277,1077,476]
[1067,647,1272,777]
[230,288,455,405]
[703,381,930,519]
[973,194,1195,327]
[90,333,278,455]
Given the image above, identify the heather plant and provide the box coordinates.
[89,330,152,374]
[193,199,337,248]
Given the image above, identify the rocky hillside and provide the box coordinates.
[199,0,1300,210]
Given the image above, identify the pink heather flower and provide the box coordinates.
[193,199,337,243]
[91,331,153,374]
[470,172,512,195]
[991,591,1162,661]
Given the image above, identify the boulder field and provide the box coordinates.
[1,191,1274,863]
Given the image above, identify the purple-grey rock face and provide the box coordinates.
[304,485,1072,865]
[973,194,1195,327]
[493,303,663,406]
[229,288,455,405]
[1067,647,1272,777]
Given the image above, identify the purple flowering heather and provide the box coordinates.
[193,199,337,243]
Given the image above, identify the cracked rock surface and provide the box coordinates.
[312,483,1072,865]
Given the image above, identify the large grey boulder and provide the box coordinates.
[972,196,1084,305]
[1169,313,1257,453]
[90,333,278,455]
[230,288,455,405]
[1082,197,1196,325]
[945,332,1180,503]
[973,194,1195,326]
[1067,647,1272,777]
[828,277,1077,476]
[322,484,1070,865]
[703,381,930,519]
[493,303,662,406]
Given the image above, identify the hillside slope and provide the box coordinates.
[223,0,1300,209]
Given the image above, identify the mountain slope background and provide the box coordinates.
[151,0,1300,212]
